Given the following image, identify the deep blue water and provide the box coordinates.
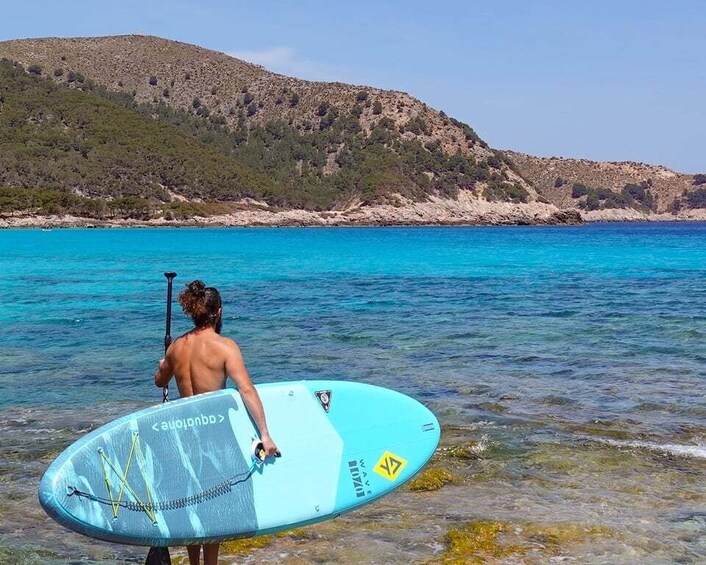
[1,223,705,563]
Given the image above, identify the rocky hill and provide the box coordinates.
[0,35,702,226]
[0,35,575,226]
[504,151,706,218]
[0,35,492,161]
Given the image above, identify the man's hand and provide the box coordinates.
[154,358,172,387]
[261,433,280,457]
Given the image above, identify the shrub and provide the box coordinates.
[694,174,706,186]
[192,97,201,109]
[372,100,382,115]
[447,117,483,146]
[585,193,600,210]
[317,101,329,116]
[243,92,253,104]
[554,177,564,187]
[319,107,339,130]
[378,117,395,129]
[484,180,528,203]
[211,86,217,95]
[162,201,228,219]
[571,183,589,198]
[149,75,158,86]
[503,183,529,203]
[356,91,368,102]
[162,88,170,98]
[290,92,300,107]
[404,117,429,135]
[247,102,257,116]
[109,197,152,219]
[686,188,706,208]
[27,64,42,75]
[487,155,502,169]
[53,68,64,77]
[622,181,653,209]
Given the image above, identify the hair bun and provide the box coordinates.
[178,280,221,328]
[187,280,206,298]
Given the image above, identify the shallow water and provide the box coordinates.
[0,224,704,563]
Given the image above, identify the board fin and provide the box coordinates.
[145,546,171,565]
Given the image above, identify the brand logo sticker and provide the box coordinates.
[347,459,371,498]
[373,451,407,481]
[315,390,332,413]
[151,413,225,432]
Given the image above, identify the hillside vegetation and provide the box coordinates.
[0,35,540,220]
[0,59,283,218]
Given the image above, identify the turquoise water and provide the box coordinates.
[1,224,705,563]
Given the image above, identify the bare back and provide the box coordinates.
[166,328,238,397]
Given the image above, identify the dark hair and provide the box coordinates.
[178,280,222,328]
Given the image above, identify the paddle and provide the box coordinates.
[145,272,177,565]
[162,271,177,403]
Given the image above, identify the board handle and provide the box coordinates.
[251,439,282,463]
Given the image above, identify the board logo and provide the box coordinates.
[347,459,371,498]
[151,413,225,432]
[315,390,332,413]
[373,451,407,481]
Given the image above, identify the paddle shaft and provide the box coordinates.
[162,272,177,403]
[145,273,176,563]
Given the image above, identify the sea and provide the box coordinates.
[0,223,704,564]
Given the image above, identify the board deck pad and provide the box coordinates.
[39,381,440,546]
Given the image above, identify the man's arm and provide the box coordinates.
[224,340,279,456]
[154,353,174,388]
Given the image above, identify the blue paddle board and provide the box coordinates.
[38,381,440,546]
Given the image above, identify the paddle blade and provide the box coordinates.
[145,546,171,565]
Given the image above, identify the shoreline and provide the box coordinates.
[3,210,706,229]
[3,194,706,229]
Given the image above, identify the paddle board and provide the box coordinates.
[38,380,440,546]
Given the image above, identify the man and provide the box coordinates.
[155,280,278,565]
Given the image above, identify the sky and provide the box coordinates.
[1,0,705,172]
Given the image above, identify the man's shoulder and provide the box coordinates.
[167,334,186,352]
[216,335,240,350]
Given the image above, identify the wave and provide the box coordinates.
[596,437,706,460]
